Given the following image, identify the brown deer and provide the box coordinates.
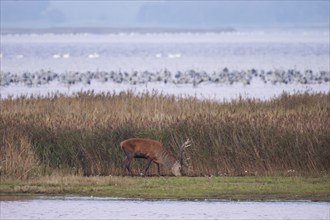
[120,138,191,176]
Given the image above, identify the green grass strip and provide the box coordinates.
[1,176,329,201]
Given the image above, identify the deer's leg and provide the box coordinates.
[122,157,128,175]
[156,163,161,176]
[144,158,153,176]
[123,156,133,176]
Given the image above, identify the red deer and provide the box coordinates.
[120,138,191,176]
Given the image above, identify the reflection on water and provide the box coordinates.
[1,196,329,220]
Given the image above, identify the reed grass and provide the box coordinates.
[1,91,329,179]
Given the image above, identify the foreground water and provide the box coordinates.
[1,196,329,220]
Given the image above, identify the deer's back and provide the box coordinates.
[120,138,165,159]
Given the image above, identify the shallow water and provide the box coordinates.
[1,196,329,220]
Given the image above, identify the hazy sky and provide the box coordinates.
[1,1,329,28]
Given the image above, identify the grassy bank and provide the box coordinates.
[1,91,329,178]
[1,176,329,201]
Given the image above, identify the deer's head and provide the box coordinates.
[173,138,191,176]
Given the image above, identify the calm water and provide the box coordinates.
[1,29,329,73]
[1,196,329,220]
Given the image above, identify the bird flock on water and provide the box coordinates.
[0,68,329,87]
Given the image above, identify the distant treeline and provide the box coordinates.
[1,91,329,179]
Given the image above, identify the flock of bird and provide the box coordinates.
[0,68,329,87]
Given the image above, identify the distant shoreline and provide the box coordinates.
[0,27,236,35]
[2,23,329,35]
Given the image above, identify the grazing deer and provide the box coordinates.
[120,138,191,176]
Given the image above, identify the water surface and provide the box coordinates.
[1,196,329,220]
[1,29,329,72]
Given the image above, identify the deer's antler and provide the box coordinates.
[179,138,191,167]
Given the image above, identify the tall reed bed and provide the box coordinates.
[1,91,329,179]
